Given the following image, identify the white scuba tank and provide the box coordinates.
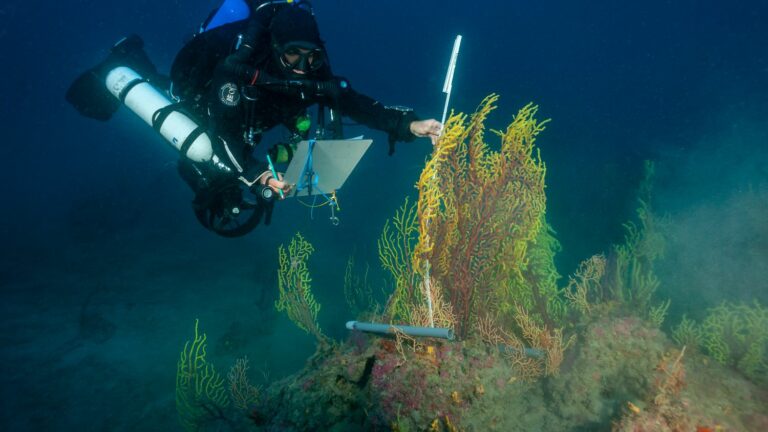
[104,66,214,163]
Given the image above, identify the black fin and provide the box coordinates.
[65,68,121,121]
[65,34,162,121]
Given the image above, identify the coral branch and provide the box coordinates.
[276,232,327,344]
[227,356,260,411]
[564,254,607,316]
[176,319,230,432]
[378,197,420,323]
[413,95,550,339]
[343,254,375,317]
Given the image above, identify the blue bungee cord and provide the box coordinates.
[294,139,340,225]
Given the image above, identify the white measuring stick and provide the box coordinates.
[424,35,463,329]
[441,35,462,126]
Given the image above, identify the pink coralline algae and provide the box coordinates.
[371,355,428,418]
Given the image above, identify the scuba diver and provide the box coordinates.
[66,0,442,237]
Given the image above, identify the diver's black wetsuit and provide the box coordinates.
[167,1,424,236]
[172,12,420,199]
[203,62,420,174]
[64,1,423,236]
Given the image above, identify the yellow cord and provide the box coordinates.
[296,191,341,211]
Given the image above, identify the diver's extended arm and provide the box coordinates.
[333,87,421,154]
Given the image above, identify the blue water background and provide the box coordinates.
[1,0,766,429]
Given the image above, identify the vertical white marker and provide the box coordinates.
[441,35,463,126]
[425,35,463,330]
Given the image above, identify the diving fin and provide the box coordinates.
[66,68,121,121]
[65,34,165,121]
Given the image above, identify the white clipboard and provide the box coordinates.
[282,139,373,197]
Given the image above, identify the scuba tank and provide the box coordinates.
[66,35,270,237]
[105,66,213,163]
[201,0,251,33]
[67,35,215,163]
[201,0,313,34]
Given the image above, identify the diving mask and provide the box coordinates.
[275,41,325,75]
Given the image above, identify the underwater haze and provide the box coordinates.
[1,0,767,430]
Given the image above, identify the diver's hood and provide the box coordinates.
[267,6,327,78]
[269,6,323,47]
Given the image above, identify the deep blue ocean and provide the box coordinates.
[1,0,766,430]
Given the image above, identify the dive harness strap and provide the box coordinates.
[150,103,208,159]
[117,77,148,103]
[180,127,208,158]
[151,103,181,133]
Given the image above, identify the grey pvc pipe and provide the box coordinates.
[345,322,542,358]
[346,320,455,341]
[498,344,545,358]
